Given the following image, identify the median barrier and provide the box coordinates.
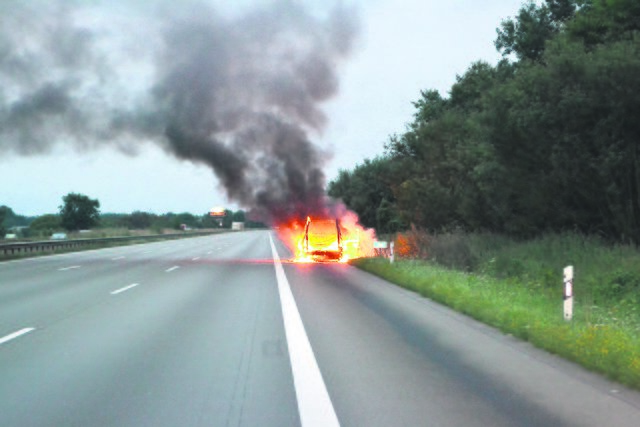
[0,231,221,257]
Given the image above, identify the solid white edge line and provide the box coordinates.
[0,328,35,346]
[110,283,139,295]
[269,234,340,427]
[165,266,179,272]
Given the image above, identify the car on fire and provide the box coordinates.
[301,217,343,261]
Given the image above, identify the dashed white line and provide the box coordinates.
[110,283,139,295]
[0,328,35,346]
[165,266,180,273]
[111,256,125,261]
[207,251,213,255]
[268,234,340,427]
[58,265,81,271]
[192,257,201,261]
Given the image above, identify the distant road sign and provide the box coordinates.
[209,207,226,217]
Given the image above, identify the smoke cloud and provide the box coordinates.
[0,1,359,222]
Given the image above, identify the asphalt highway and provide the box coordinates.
[1,230,639,426]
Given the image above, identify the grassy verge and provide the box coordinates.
[352,250,640,390]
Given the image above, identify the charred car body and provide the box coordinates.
[301,217,343,261]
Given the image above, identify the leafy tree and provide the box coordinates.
[173,212,198,229]
[0,205,31,229]
[59,193,100,231]
[566,0,640,46]
[29,214,62,236]
[328,157,400,231]
[201,212,220,228]
[411,90,448,125]
[232,210,246,222]
[222,209,234,228]
[329,0,640,243]
[495,0,580,63]
[0,207,6,238]
[125,211,153,229]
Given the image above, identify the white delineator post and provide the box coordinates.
[563,265,574,321]
[390,241,395,264]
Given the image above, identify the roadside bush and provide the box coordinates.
[428,232,476,271]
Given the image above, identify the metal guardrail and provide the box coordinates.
[0,231,221,256]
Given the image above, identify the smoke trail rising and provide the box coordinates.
[0,1,358,222]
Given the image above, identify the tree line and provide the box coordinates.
[329,0,640,242]
[1,193,262,239]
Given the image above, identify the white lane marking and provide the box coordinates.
[110,283,139,295]
[165,266,179,273]
[58,265,81,271]
[268,234,340,427]
[192,257,201,261]
[207,251,213,255]
[0,328,35,346]
[111,256,125,261]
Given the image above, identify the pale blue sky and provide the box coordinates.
[1,0,523,216]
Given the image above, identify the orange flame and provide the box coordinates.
[275,210,376,263]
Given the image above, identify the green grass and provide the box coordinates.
[352,233,640,390]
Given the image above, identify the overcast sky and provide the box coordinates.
[1,0,524,216]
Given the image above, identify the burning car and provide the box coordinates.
[301,217,343,261]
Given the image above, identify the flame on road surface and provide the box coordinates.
[276,210,375,263]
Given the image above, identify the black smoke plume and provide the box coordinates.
[0,1,358,223]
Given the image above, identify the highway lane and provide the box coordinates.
[0,231,299,426]
[1,230,640,426]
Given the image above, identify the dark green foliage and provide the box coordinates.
[29,214,62,236]
[59,193,100,231]
[0,205,32,231]
[127,211,153,229]
[173,212,198,229]
[329,1,640,243]
[327,157,404,231]
[222,209,234,228]
[495,1,558,62]
[0,207,5,238]
[232,210,246,222]
[2,207,254,237]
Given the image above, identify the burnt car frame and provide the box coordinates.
[301,217,343,261]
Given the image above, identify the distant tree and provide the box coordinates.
[98,213,128,228]
[222,209,234,228]
[201,212,221,228]
[0,207,6,238]
[232,210,246,222]
[127,211,153,229]
[59,193,100,231]
[0,205,31,228]
[173,212,198,229]
[29,214,62,236]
